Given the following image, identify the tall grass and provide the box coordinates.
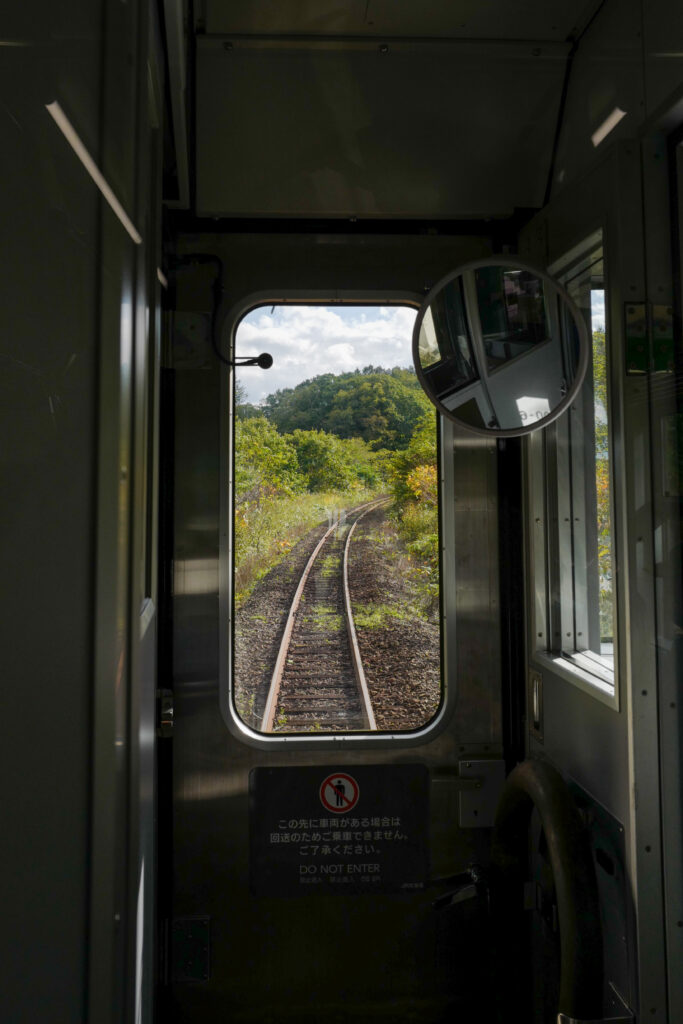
[234,487,380,606]
[392,502,440,616]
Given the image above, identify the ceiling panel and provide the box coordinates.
[205,0,595,42]
[196,40,567,219]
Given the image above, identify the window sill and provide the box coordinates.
[562,649,614,687]
[532,650,618,710]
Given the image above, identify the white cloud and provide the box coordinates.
[591,290,605,332]
[235,305,418,403]
[325,342,358,367]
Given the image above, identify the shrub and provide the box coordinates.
[235,416,305,499]
[289,429,382,492]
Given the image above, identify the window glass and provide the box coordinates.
[232,305,443,734]
[563,261,615,676]
[531,241,617,696]
[590,289,615,663]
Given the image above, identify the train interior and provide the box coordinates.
[3,0,683,1021]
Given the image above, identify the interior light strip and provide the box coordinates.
[591,107,627,148]
[157,268,168,289]
[46,101,142,245]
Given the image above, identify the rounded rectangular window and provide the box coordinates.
[231,304,443,735]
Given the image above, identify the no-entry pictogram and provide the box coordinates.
[320,772,360,813]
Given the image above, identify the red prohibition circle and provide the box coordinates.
[319,772,360,814]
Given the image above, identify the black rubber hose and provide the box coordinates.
[490,759,603,1020]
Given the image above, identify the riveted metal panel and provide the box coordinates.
[0,1,104,1017]
[170,232,505,1022]
[205,0,589,40]
[196,38,567,219]
[521,142,669,1020]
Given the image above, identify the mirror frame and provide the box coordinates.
[412,256,590,438]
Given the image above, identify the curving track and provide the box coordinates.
[262,499,387,733]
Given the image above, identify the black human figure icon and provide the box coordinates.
[334,780,346,806]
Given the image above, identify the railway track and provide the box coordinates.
[262,499,388,733]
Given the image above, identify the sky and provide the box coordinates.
[591,290,605,331]
[235,295,607,405]
[235,305,417,404]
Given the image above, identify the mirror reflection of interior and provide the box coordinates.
[476,267,548,369]
[414,261,586,435]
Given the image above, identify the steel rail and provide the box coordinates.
[343,502,389,731]
[261,499,384,733]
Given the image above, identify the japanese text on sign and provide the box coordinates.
[249,765,429,895]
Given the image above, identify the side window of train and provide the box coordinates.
[528,238,618,702]
[229,304,444,736]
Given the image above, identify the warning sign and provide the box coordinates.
[249,764,429,896]
[320,773,359,813]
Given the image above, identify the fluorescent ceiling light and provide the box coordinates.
[46,100,142,245]
[591,107,627,148]
[157,268,168,289]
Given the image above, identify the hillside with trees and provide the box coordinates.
[233,366,438,608]
[260,366,432,450]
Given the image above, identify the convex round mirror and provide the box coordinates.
[413,257,589,437]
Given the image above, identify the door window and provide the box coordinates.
[231,304,444,734]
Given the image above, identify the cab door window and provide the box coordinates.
[231,304,444,735]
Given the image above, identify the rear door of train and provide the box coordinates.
[163,240,503,1021]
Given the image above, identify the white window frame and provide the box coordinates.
[527,235,619,709]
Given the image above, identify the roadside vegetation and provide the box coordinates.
[234,367,439,608]
[385,413,439,615]
[592,327,614,640]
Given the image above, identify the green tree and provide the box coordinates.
[264,368,431,450]
[387,412,438,504]
[289,429,381,492]
[234,380,262,420]
[384,411,440,611]
[234,416,305,499]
